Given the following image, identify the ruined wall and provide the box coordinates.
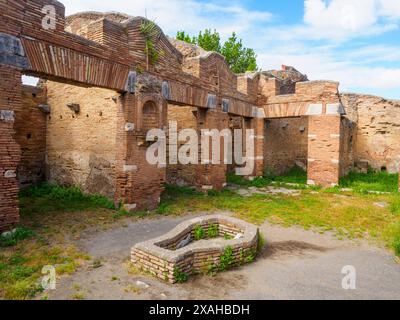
[166,105,198,186]
[15,85,47,187]
[339,117,357,177]
[307,115,341,187]
[264,117,308,175]
[342,94,400,173]
[0,65,22,232]
[45,81,118,199]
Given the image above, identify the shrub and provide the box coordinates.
[219,246,234,271]
[194,225,205,241]
[173,267,188,283]
[0,227,35,247]
[207,224,218,238]
[224,233,234,240]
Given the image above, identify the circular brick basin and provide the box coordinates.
[131,215,259,283]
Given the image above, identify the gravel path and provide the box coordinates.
[44,212,400,300]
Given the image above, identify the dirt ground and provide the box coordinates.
[41,212,400,300]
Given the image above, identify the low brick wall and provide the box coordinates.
[131,215,259,283]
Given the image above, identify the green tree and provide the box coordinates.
[175,30,258,73]
[221,33,258,73]
[195,29,221,53]
[176,31,195,44]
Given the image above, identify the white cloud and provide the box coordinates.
[379,0,400,19]
[301,0,400,40]
[305,0,377,31]
[57,0,400,98]
[61,0,272,38]
[258,46,400,93]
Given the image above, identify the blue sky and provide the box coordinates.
[25,0,400,99]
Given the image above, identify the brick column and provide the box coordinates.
[250,117,265,178]
[0,65,22,232]
[196,108,229,191]
[307,115,341,187]
[114,93,166,211]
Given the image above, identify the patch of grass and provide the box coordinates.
[157,184,400,256]
[19,183,115,217]
[265,166,308,185]
[0,227,35,247]
[340,170,399,193]
[0,243,87,299]
[227,173,271,187]
[227,168,312,191]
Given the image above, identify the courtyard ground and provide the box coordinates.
[1,170,399,300]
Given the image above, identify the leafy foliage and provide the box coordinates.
[140,20,162,66]
[0,227,35,247]
[340,169,399,193]
[176,29,258,73]
[207,224,219,238]
[173,267,188,283]
[219,246,234,271]
[195,29,221,52]
[176,31,196,44]
[194,224,205,241]
[220,33,257,74]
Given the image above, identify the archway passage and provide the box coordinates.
[264,117,309,179]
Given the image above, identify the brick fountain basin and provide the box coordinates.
[131,215,259,283]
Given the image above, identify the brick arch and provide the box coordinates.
[142,101,158,132]
[136,95,167,132]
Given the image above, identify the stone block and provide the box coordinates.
[4,170,17,178]
[0,110,15,122]
[306,104,323,115]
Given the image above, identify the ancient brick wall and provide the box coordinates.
[264,117,308,175]
[341,93,400,173]
[166,105,199,186]
[339,117,357,177]
[45,81,118,199]
[0,65,22,232]
[195,108,229,190]
[307,115,341,187]
[15,85,47,187]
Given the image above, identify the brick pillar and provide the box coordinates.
[307,115,341,187]
[0,65,22,232]
[250,117,265,178]
[115,93,166,211]
[196,108,229,191]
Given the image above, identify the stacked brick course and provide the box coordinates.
[2,0,397,232]
[16,85,47,187]
[132,215,259,283]
[0,65,22,232]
